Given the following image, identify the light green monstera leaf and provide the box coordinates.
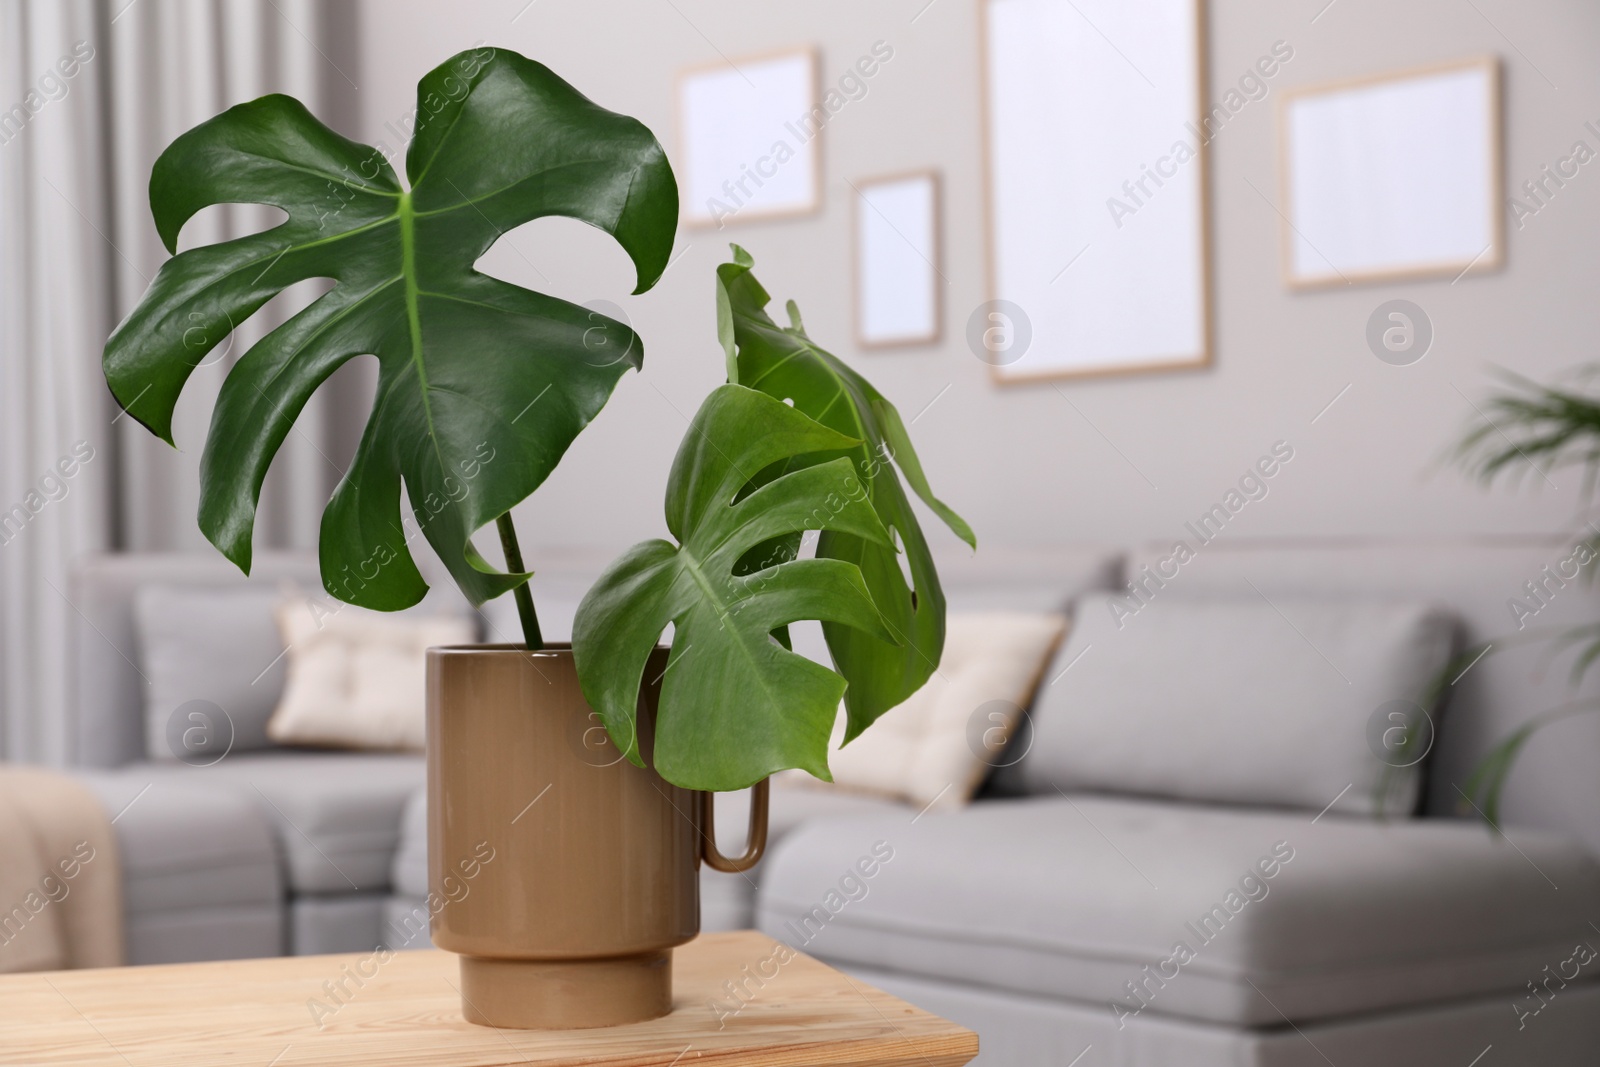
[572,384,899,791]
[717,247,975,743]
[102,47,677,610]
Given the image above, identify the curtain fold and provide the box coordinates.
[0,0,359,763]
[109,0,356,556]
[1,0,117,764]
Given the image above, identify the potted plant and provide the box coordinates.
[103,47,971,1029]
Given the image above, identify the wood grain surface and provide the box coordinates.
[0,931,977,1067]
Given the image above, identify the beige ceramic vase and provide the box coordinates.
[426,644,768,1029]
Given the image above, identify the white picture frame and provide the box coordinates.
[980,0,1211,383]
[854,171,942,348]
[1279,57,1503,288]
[677,48,821,229]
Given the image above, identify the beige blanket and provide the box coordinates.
[0,767,122,972]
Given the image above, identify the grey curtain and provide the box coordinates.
[0,0,362,762]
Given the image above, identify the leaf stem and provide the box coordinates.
[496,513,543,650]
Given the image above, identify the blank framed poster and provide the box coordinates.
[1280,57,1502,288]
[981,0,1210,383]
[854,171,941,348]
[677,48,820,228]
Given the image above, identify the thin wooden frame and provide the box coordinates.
[1276,56,1503,290]
[852,169,943,349]
[978,0,1213,385]
[676,46,823,230]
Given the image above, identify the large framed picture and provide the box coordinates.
[677,47,821,229]
[980,0,1211,383]
[1278,56,1503,288]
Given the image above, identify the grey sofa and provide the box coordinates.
[64,546,1115,963]
[61,540,1600,1066]
[66,553,438,961]
[749,539,1600,1066]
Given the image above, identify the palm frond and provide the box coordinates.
[1452,366,1600,493]
[1446,368,1600,821]
[1458,702,1599,828]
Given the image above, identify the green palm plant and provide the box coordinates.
[1452,367,1600,824]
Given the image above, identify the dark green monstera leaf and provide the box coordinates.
[572,384,898,791]
[102,47,677,608]
[716,246,975,742]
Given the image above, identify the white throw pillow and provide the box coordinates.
[1022,594,1456,815]
[266,598,475,751]
[782,612,1067,811]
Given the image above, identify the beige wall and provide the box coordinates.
[353,0,1600,562]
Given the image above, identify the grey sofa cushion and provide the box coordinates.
[125,906,284,966]
[846,962,1600,1067]
[701,866,758,933]
[129,751,424,893]
[289,893,389,955]
[134,585,292,760]
[757,794,1600,1027]
[77,772,284,963]
[391,787,428,898]
[1022,595,1456,815]
[1123,537,1600,852]
[383,895,434,951]
[70,553,325,769]
[701,783,914,931]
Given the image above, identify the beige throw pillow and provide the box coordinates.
[782,612,1067,811]
[266,598,475,751]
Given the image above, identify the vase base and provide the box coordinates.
[457,950,672,1029]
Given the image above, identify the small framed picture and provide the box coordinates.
[854,171,942,348]
[1279,56,1502,288]
[677,47,821,228]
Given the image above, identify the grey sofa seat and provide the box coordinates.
[77,773,284,964]
[707,783,916,931]
[291,893,394,955]
[847,963,1600,1067]
[757,793,1600,1028]
[128,751,424,894]
[392,786,429,899]
[385,788,434,951]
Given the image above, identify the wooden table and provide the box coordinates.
[0,931,977,1067]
